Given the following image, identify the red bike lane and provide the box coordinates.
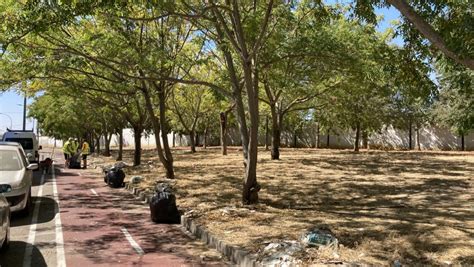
[54,164,226,266]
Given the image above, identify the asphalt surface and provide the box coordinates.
[0,161,60,267]
[0,151,227,267]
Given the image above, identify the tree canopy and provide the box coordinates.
[1,0,471,204]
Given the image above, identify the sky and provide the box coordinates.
[0,91,36,134]
[0,4,402,134]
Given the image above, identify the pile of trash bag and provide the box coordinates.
[104,166,126,188]
[149,183,180,224]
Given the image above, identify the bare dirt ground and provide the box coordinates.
[90,147,473,266]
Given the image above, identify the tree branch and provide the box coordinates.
[251,0,274,56]
[387,0,474,70]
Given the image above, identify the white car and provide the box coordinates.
[0,185,11,251]
[2,129,41,163]
[0,142,38,215]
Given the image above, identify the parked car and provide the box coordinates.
[0,142,38,215]
[0,184,11,251]
[2,129,41,163]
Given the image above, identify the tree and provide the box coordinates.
[170,84,217,153]
[3,0,468,206]
[353,0,474,70]
[260,4,351,159]
[176,0,280,203]
[314,18,396,152]
[433,60,473,151]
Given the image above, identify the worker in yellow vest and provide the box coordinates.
[72,138,79,153]
[81,140,90,169]
[62,138,74,166]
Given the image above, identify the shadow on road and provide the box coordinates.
[0,241,47,267]
[11,196,59,227]
[31,166,79,188]
[58,172,226,266]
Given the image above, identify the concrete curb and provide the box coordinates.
[124,182,260,267]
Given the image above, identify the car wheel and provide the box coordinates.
[0,213,10,251]
[19,191,32,217]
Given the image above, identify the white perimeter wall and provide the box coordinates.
[315,126,473,150]
[38,126,474,151]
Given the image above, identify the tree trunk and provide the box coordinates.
[89,139,95,153]
[461,133,465,151]
[234,93,250,159]
[241,59,260,205]
[416,127,421,151]
[104,133,112,157]
[189,131,196,153]
[203,128,208,149]
[132,127,142,166]
[96,135,101,155]
[155,83,175,178]
[117,128,123,161]
[214,21,258,204]
[265,116,269,150]
[220,112,228,155]
[326,131,330,148]
[354,122,360,152]
[362,130,368,149]
[195,132,199,147]
[316,123,320,148]
[89,133,95,153]
[293,130,297,148]
[408,119,413,150]
[142,86,174,178]
[172,132,175,147]
[223,48,249,159]
[270,108,281,160]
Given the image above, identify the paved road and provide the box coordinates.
[0,152,227,266]
[0,160,62,267]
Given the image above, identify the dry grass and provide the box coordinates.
[91,147,474,266]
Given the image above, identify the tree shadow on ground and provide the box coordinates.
[257,151,473,265]
[57,171,228,266]
[98,148,474,265]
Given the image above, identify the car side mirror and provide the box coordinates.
[0,184,12,193]
[39,145,42,150]
[27,163,39,170]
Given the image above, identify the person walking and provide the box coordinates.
[62,138,74,167]
[80,140,90,169]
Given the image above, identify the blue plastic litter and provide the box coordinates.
[301,228,338,247]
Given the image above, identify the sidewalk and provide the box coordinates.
[54,154,228,266]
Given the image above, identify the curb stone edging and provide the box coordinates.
[124,183,261,267]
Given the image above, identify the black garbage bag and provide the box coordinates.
[68,152,81,169]
[105,167,125,188]
[150,184,180,224]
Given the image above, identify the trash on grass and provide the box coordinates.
[130,176,143,184]
[260,241,304,267]
[114,161,129,168]
[301,228,338,247]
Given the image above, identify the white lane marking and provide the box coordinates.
[90,189,99,197]
[121,227,145,255]
[52,164,67,267]
[23,172,45,267]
